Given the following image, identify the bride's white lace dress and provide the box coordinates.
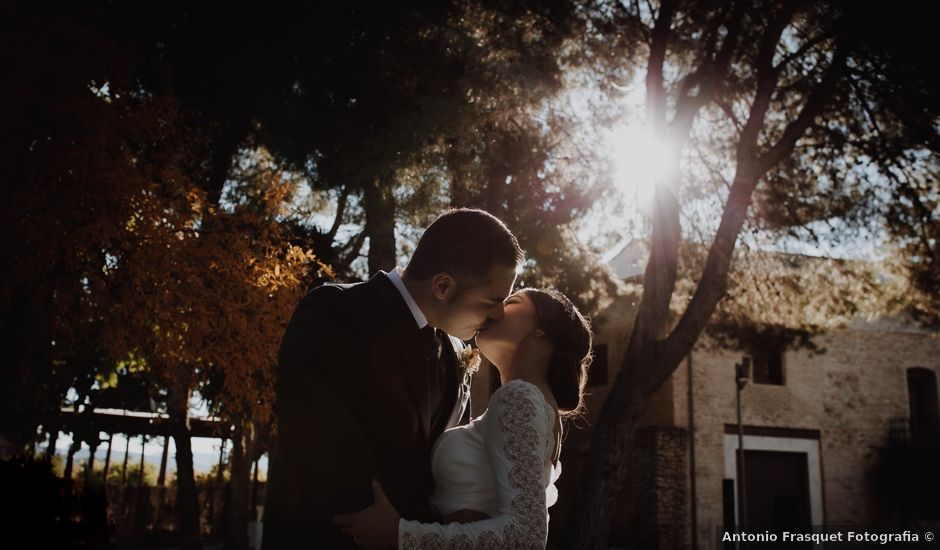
[398,379,561,549]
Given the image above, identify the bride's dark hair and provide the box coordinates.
[520,288,592,418]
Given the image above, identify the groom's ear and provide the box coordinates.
[430,272,458,301]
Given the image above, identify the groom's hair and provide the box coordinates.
[406,208,523,289]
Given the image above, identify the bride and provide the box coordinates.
[334,287,593,549]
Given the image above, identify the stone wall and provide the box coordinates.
[623,426,691,549]
[591,292,940,549]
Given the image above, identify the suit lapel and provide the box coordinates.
[368,272,472,440]
[398,324,432,440]
[369,272,434,441]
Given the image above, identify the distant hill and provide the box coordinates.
[59,447,225,474]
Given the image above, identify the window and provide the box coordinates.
[907,367,939,444]
[588,344,609,387]
[750,341,785,385]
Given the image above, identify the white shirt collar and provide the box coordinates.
[387,267,429,329]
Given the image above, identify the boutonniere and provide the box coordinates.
[457,346,481,385]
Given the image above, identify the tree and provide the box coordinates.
[109,1,610,283]
[571,1,939,546]
[1,5,319,546]
[99,154,319,550]
[0,0,156,450]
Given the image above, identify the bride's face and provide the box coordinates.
[475,291,538,363]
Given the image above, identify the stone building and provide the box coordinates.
[475,243,940,549]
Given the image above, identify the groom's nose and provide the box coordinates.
[488,302,506,322]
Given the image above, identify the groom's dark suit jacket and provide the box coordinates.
[262,272,471,549]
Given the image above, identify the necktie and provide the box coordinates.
[422,326,451,437]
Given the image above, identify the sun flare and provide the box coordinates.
[605,125,673,207]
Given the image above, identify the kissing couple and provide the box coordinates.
[263,209,593,549]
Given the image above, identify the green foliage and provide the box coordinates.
[113,462,158,487]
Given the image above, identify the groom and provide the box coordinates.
[262,208,523,549]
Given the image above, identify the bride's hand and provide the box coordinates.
[333,478,400,549]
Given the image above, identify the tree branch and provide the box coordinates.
[774,28,839,71]
[339,230,368,270]
[644,0,657,23]
[645,0,678,131]
[660,30,855,369]
[633,0,651,42]
[675,5,727,100]
[645,4,799,358]
[658,167,755,367]
[672,1,746,136]
[326,185,350,245]
[738,1,803,159]
[717,98,745,135]
[756,34,852,175]
[615,0,652,44]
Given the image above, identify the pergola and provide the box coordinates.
[57,407,228,439]
[51,407,234,489]
[48,407,248,538]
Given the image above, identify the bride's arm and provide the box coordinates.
[397,380,552,549]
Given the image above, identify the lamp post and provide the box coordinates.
[735,357,751,531]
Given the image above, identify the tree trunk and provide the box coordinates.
[44,428,59,462]
[250,456,260,520]
[224,418,256,550]
[122,436,131,485]
[572,71,687,538]
[205,121,248,207]
[103,435,113,482]
[574,316,682,548]
[156,435,171,529]
[158,435,170,486]
[363,180,397,276]
[64,439,80,479]
[217,439,227,483]
[87,440,99,475]
[138,435,146,485]
[63,439,80,522]
[573,164,763,547]
[209,439,226,537]
[169,377,202,550]
[570,3,850,544]
[136,436,148,531]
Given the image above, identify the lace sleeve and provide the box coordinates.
[398,380,552,549]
